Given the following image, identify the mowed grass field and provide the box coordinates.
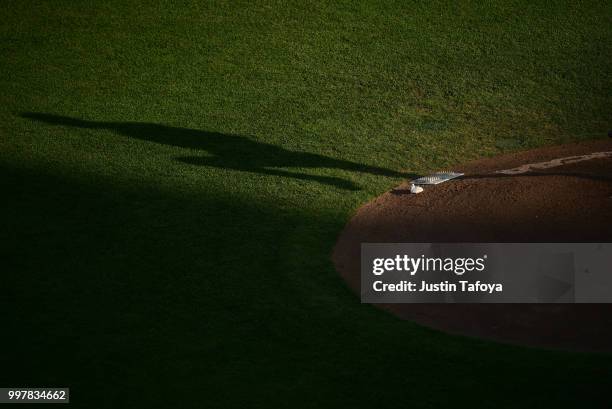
[2,1,612,407]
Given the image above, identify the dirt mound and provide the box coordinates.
[333,139,612,351]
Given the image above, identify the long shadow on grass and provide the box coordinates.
[22,112,413,190]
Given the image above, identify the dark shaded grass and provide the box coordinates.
[2,166,611,408]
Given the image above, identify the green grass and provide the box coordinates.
[2,1,612,407]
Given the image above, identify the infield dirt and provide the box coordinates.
[333,139,612,352]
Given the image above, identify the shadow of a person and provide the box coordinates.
[22,112,412,190]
